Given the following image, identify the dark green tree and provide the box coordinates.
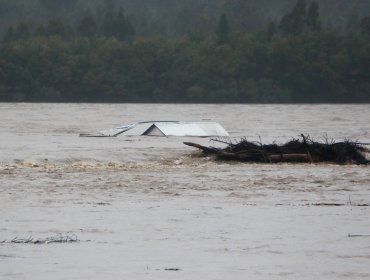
[266,21,278,39]
[46,18,67,37]
[123,16,135,42]
[78,12,98,37]
[346,7,360,33]
[114,7,134,41]
[360,16,370,35]
[3,26,14,42]
[280,0,307,35]
[216,14,229,45]
[100,0,116,36]
[34,23,46,37]
[306,1,321,31]
[13,22,29,40]
[101,10,115,37]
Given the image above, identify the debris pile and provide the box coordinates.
[184,135,369,164]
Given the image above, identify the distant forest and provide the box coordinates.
[0,0,369,102]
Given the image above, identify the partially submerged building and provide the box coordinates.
[80,121,229,137]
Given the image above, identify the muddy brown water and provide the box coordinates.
[1,104,370,279]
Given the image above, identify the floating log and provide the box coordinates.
[183,142,219,154]
[268,153,311,162]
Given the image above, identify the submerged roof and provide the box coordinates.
[80,121,229,137]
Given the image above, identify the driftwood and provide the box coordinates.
[1,234,79,245]
[184,135,369,164]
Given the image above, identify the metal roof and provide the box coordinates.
[80,121,229,137]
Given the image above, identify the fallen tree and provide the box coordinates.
[184,135,370,164]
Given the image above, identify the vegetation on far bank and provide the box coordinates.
[0,0,369,103]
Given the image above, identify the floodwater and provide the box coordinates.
[1,103,370,280]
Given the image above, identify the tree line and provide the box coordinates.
[3,5,135,43]
[0,0,369,103]
[1,0,370,38]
